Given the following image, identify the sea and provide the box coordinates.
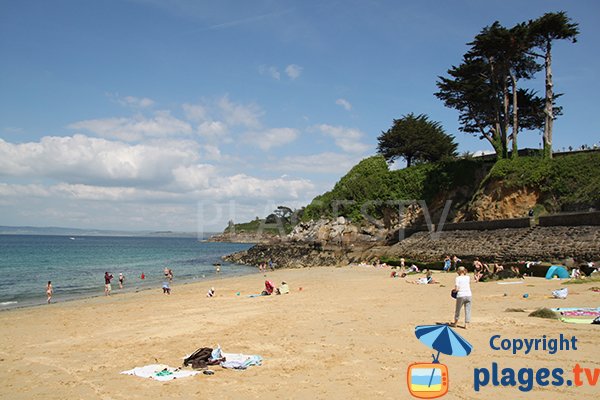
[0,234,254,310]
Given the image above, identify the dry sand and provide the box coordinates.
[0,266,598,399]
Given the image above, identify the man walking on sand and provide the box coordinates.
[104,272,113,296]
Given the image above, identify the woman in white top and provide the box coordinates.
[452,266,472,329]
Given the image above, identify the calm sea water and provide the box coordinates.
[0,235,254,310]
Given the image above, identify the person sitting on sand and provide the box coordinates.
[276,281,289,295]
[262,280,275,296]
[407,264,419,273]
[207,287,215,297]
[409,271,437,284]
[510,265,523,279]
[493,263,504,275]
[570,267,581,279]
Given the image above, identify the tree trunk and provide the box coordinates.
[510,73,519,158]
[543,40,554,159]
[502,78,510,158]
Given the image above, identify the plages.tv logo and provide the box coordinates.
[407,325,473,399]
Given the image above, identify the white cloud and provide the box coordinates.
[0,135,199,185]
[259,65,281,80]
[182,103,209,122]
[335,98,352,111]
[197,121,228,140]
[204,174,314,200]
[69,111,193,141]
[244,127,298,150]
[278,152,358,174]
[285,64,303,80]
[171,164,217,191]
[217,96,263,128]
[314,124,371,154]
[108,93,155,109]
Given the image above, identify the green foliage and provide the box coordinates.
[485,152,600,210]
[377,113,458,167]
[224,219,291,235]
[302,155,484,222]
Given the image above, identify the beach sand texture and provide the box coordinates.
[0,266,598,399]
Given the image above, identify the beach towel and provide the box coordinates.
[560,310,600,317]
[550,307,600,312]
[121,364,201,381]
[220,353,263,370]
[560,317,595,325]
[497,281,524,285]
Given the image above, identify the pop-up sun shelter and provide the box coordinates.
[545,265,569,279]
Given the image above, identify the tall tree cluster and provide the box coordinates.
[435,12,578,159]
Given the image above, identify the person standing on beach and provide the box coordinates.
[46,281,53,303]
[118,272,125,289]
[104,272,113,296]
[452,267,472,329]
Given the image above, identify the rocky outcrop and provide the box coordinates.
[223,243,346,268]
[207,231,281,244]
[288,217,388,244]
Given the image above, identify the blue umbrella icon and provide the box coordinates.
[415,325,473,362]
[415,325,473,388]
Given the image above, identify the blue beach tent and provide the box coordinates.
[545,265,569,279]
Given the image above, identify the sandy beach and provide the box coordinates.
[0,266,598,399]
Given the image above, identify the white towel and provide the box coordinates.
[121,364,201,381]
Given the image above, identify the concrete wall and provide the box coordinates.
[538,211,600,227]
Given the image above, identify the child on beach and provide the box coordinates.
[162,281,171,295]
[118,272,125,289]
[46,281,53,303]
[207,287,215,297]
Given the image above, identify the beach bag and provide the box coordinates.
[451,289,458,299]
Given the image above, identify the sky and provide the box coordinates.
[1,0,599,232]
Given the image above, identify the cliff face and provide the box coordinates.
[460,181,541,221]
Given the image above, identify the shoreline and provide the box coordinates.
[1,265,598,399]
[0,265,258,312]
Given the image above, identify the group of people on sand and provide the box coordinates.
[104,271,126,296]
[261,280,289,296]
[258,260,275,273]
[442,255,462,272]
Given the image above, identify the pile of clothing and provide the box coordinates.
[183,345,263,370]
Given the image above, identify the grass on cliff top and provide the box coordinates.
[485,152,600,210]
[224,219,292,235]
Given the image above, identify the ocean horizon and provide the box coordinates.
[0,234,254,310]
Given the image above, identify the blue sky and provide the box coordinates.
[1,0,598,232]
